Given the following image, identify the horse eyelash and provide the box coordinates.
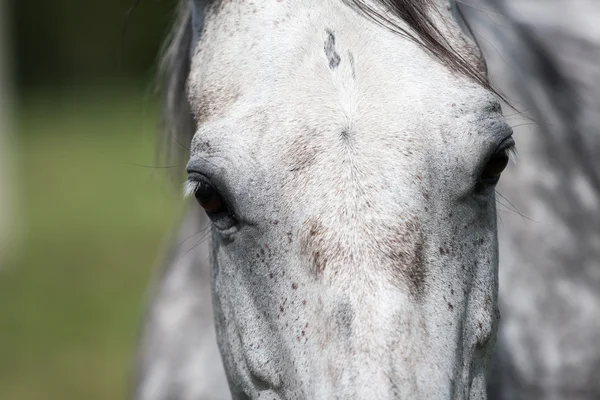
[503,144,518,162]
[183,179,200,198]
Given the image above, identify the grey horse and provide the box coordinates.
[134,0,600,399]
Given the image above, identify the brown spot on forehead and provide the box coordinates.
[189,83,241,126]
[284,127,322,173]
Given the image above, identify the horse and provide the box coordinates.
[134,0,599,398]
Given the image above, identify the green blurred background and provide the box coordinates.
[0,1,186,398]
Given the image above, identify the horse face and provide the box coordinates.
[185,1,511,398]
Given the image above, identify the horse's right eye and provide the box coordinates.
[194,182,227,215]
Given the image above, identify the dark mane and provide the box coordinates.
[158,0,495,169]
[347,0,492,88]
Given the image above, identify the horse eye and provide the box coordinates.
[480,151,510,185]
[477,135,515,188]
[194,183,227,214]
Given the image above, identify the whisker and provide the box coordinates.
[169,130,191,152]
[508,121,539,129]
[176,225,212,251]
[124,162,179,169]
[502,107,534,118]
[495,191,536,222]
[181,229,213,257]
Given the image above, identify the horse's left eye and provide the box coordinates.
[194,182,227,215]
[478,136,515,188]
[480,151,510,185]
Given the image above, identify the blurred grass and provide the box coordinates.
[0,87,184,400]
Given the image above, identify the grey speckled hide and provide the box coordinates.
[137,0,506,398]
[458,0,600,399]
[134,0,600,399]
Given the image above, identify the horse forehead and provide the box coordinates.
[189,1,484,128]
[188,2,492,208]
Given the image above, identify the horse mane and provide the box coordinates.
[347,1,492,87]
[158,1,195,173]
[158,0,495,169]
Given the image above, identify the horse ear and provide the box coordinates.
[190,0,209,56]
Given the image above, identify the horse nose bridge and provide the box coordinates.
[303,294,445,399]
[298,213,427,296]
